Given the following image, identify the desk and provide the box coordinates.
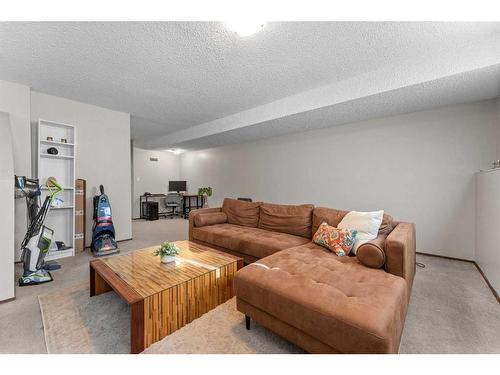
[139,194,168,219]
[139,193,204,219]
[181,194,205,219]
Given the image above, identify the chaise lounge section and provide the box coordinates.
[189,198,416,353]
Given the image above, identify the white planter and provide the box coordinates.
[161,255,176,264]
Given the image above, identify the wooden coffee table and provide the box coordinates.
[89,240,243,353]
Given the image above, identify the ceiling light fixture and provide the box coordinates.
[167,148,183,155]
[225,20,265,37]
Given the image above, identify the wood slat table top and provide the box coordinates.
[92,240,241,298]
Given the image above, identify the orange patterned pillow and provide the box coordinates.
[312,221,358,256]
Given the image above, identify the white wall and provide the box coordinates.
[0,80,31,261]
[475,168,500,294]
[0,112,15,301]
[31,92,132,246]
[476,97,500,296]
[497,98,500,160]
[181,100,498,260]
[132,146,180,218]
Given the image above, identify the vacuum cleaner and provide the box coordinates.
[16,176,63,286]
[91,185,119,256]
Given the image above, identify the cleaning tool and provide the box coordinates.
[91,185,119,256]
[16,176,63,286]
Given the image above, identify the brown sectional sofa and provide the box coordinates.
[189,198,416,354]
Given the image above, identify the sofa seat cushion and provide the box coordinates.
[234,243,408,353]
[191,223,310,259]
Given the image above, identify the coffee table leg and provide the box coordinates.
[90,264,112,297]
[237,259,244,270]
[131,300,145,354]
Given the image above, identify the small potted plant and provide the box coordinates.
[198,186,213,207]
[154,242,179,264]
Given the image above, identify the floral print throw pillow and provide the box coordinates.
[312,221,358,256]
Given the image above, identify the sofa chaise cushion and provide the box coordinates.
[191,223,310,259]
[234,242,408,353]
[258,203,314,238]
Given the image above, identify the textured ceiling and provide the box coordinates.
[1,22,500,150]
[171,64,500,151]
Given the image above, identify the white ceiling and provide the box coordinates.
[1,22,499,150]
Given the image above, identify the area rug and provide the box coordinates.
[39,254,500,354]
[38,283,303,354]
[38,283,130,353]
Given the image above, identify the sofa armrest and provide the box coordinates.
[188,207,222,240]
[384,222,416,292]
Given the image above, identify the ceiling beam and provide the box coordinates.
[144,34,500,150]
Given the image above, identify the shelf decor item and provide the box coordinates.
[198,186,213,208]
[154,241,179,263]
[47,147,58,155]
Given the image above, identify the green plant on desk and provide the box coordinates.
[198,187,213,207]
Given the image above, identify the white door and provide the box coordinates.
[0,112,15,301]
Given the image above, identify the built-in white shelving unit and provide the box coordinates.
[37,119,76,261]
[40,153,75,160]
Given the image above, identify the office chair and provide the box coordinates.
[164,193,182,219]
[237,197,252,202]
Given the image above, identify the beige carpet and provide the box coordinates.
[145,297,305,354]
[38,251,500,354]
[38,283,303,354]
[0,218,188,354]
[38,283,130,354]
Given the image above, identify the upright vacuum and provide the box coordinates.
[16,176,63,286]
[91,185,119,256]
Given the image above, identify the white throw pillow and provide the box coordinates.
[337,210,384,254]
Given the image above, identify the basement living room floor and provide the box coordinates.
[0,218,499,354]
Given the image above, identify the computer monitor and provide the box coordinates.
[168,180,187,193]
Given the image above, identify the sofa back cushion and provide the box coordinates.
[222,198,261,227]
[258,203,314,238]
[312,207,348,234]
[312,207,393,235]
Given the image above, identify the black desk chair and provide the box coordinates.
[237,197,252,202]
[164,193,182,219]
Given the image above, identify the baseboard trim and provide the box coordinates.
[117,237,133,243]
[417,251,499,304]
[473,262,500,303]
[0,296,15,304]
[416,251,474,263]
